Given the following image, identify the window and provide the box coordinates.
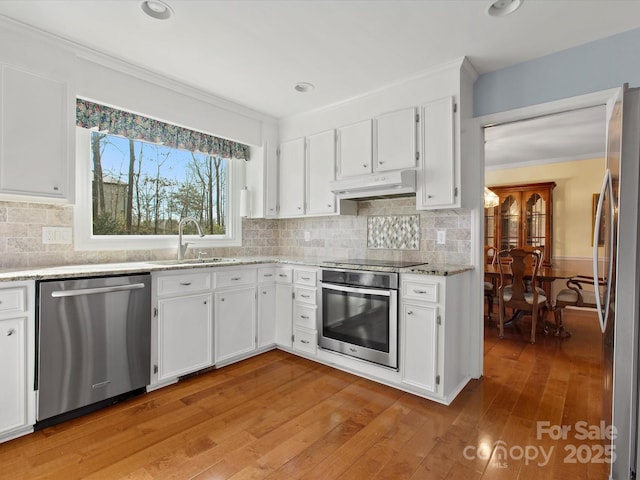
[74,99,249,250]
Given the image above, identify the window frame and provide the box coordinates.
[73,127,243,251]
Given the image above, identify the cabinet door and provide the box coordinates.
[375,107,417,172]
[417,96,456,209]
[306,130,337,215]
[0,65,69,199]
[278,138,305,217]
[337,119,373,178]
[215,287,257,363]
[258,284,276,348]
[401,303,438,393]
[157,293,212,381]
[275,283,293,348]
[0,316,27,434]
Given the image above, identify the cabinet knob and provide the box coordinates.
[53,186,59,191]
[407,311,414,316]
[379,161,384,165]
[427,195,433,199]
[6,329,15,336]
[221,298,225,302]
[327,204,332,208]
[297,206,302,210]
[362,164,368,168]
[204,300,207,305]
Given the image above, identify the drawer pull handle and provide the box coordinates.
[231,277,241,281]
[279,274,288,278]
[180,282,192,286]
[300,315,310,320]
[407,311,414,315]
[6,329,15,336]
[301,276,311,281]
[263,274,273,277]
[300,294,310,298]
[300,340,310,344]
[413,289,427,294]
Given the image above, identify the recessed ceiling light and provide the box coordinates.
[141,0,173,20]
[294,82,315,93]
[486,0,524,17]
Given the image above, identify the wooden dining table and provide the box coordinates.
[484,264,577,283]
[484,264,577,336]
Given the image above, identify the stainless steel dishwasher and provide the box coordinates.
[36,274,151,426]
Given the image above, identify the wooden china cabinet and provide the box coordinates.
[485,182,555,266]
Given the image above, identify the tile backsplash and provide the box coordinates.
[0,197,471,269]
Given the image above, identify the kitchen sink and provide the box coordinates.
[146,258,239,266]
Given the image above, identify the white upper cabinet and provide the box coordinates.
[0,64,70,200]
[336,119,373,179]
[374,107,417,172]
[306,129,336,215]
[417,96,457,210]
[277,137,305,217]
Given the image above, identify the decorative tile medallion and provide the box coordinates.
[367,215,419,250]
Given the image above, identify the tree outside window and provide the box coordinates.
[90,132,228,237]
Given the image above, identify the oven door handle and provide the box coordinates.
[321,282,391,297]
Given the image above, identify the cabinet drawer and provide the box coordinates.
[293,327,317,355]
[258,267,275,283]
[294,269,316,286]
[294,287,316,305]
[402,280,438,303]
[0,288,25,314]
[275,267,293,284]
[215,269,257,288]
[157,273,212,296]
[293,304,316,329]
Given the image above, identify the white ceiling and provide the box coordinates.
[1,0,640,120]
[484,105,607,169]
[0,0,635,167]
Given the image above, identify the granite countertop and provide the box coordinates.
[0,256,473,282]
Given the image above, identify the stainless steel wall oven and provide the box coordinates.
[318,268,398,369]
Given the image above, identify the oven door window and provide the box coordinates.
[322,284,391,352]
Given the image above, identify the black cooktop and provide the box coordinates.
[324,258,427,268]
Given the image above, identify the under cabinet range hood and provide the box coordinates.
[329,169,416,200]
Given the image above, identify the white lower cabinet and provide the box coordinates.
[399,272,470,403]
[152,271,214,386]
[0,281,35,442]
[275,268,293,348]
[258,284,276,349]
[157,293,213,381]
[215,286,257,364]
[292,267,318,357]
[401,303,438,393]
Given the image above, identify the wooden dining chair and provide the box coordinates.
[553,275,605,336]
[497,247,547,343]
[484,245,497,319]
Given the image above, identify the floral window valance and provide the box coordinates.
[76,98,250,160]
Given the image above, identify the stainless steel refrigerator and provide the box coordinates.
[595,85,640,480]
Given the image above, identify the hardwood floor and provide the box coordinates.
[0,309,609,479]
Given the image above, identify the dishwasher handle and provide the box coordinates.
[50,283,147,298]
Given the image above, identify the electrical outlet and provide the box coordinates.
[42,227,73,245]
[304,231,311,242]
[437,230,446,245]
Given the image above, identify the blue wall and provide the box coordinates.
[474,27,640,117]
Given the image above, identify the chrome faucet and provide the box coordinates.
[178,217,205,261]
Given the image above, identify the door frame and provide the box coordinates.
[469,87,619,378]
